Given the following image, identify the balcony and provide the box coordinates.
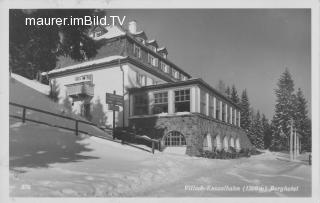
[65,82,94,99]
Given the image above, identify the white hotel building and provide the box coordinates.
[45,21,252,155]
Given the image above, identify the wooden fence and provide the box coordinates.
[9,102,160,153]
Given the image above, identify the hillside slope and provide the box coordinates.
[10,76,111,138]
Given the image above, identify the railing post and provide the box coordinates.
[152,141,155,154]
[75,120,79,136]
[22,107,26,123]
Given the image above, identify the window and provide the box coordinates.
[200,90,206,115]
[237,110,240,126]
[172,69,179,79]
[209,95,214,118]
[216,99,220,120]
[137,37,145,45]
[153,92,168,114]
[175,89,190,112]
[160,61,169,73]
[181,75,187,81]
[133,44,141,58]
[227,106,231,123]
[149,45,157,52]
[151,78,156,85]
[222,103,226,122]
[164,131,186,146]
[75,74,93,82]
[232,108,235,125]
[148,53,158,67]
[133,94,148,115]
[203,134,212,151]
[136,72,147,86]
[162,53,167,59]
[95,31,103,37]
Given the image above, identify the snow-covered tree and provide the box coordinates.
[247,108,256,146]
[240,89,251,131]
[271,69,295,151]
[261,114,272,149]
[230,85,240,104]
[293,88,311,151]
[254,111,264,149]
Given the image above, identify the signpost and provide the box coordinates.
[106,91,123,139]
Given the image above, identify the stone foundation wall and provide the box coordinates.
[129,113,253,156]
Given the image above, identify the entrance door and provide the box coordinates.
[83,103,91,120]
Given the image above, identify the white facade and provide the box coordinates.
[52,62,166,127]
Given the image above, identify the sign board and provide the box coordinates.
[105,93,123,106]
[108,104,120,111]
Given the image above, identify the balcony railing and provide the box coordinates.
[66,82,94,98]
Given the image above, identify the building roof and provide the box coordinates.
[157,47,168,54]
[42,55,126,76]
[129,78,241,109]
[132,30,148,40]
[146,39,158,47]
[93,25,126,40]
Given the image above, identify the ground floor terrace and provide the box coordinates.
[128,79,252,156]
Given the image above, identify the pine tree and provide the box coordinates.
[271,69,295,151]
[216,80,227,96]
[91,97,107,126]
[261,114,272,149]
[247,108,256,146]
[293,88,311,151]
[48,79,60,102]
[62,94,73,113]
[230,85,240,104]
[225,86,231,99]
[254,111,264,149]
[240,89,251,131]
[10,9,104,79]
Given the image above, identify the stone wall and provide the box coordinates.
[129,113,253,156]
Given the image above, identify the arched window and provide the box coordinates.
[164,131,186,146]
[230,137,235,148]
[235,137,241,151]
[223,136,229,151]
[203,134,212,151]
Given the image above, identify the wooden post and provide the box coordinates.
[75,120,79,136]
[289,120,293,161]
[22,107,26,123]
[152,141,155,154]
[113,90,116,140]
[294,129,298,159]
[309,154,311,165]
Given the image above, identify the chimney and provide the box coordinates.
[128,20,137,34]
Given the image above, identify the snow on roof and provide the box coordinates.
[157,47,167,53]
[11,73,50,95]
[132,30,144,35]
[44,55,126,75]
[147,39,156,44]
[93,25,126,40]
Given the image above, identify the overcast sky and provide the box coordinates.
[108,9,311,120]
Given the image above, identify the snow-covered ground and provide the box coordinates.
[9,74,311,197]
[9,119,311,197]
[11,73,50,95]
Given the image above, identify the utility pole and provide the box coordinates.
[290,119,293,161]
[113,90,116,140]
